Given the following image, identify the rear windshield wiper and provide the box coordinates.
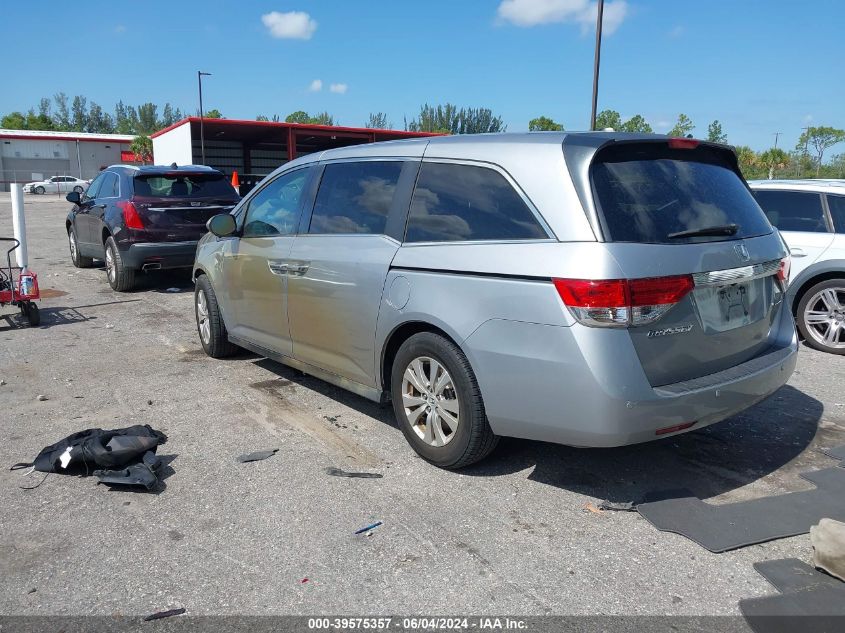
[667,224,739,239]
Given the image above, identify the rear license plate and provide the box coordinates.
[693,279,770,333]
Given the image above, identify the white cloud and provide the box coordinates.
[329,83,348,94]
[261,11,317,40]
[497,0,628,35]
[308,79,323,92]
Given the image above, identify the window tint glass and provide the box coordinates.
[99,172,118,197]
[84,173,106,200]
[754,191,827,233]
[591,144,772,244]
[242,168,310,237]
[824,195,845,233]
[133,173,236,198]
[405,162,547,242]
[309,161,403,235]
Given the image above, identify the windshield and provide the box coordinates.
[133,173,237,199]
[591,143,772,244]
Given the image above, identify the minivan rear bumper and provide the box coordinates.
[121,241,199,271]
[464,312,798,447]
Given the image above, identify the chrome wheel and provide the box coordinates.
[803,287,845,350]
[69,231,77,261]
[401,356,460,447]
[105,246,116,283]
[196,290,211,345]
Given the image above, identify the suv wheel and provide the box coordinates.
[104,236,135,292]
[68,229,94,268]
[797,279,845,355]
[195,275,238,358]
[391,332,498,469]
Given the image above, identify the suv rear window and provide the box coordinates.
[133,173,236,198]
[591,143,772,244]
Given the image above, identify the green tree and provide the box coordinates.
[798,126,845,176]
[408,103,504,134]
[71,95,88,131]
[759,148,790,180]
[137,103,159,134]
[706,120,727,144]
[668,113,695,137]
[366,112,390,129]
[129,135,153,164]
[25,109,55,130]
[620,114,653,133]
[594,109,622,131]
[53,92,70,130]
[255,115,269,122]
[1,112,27,129]
[528,115,563,131]
[285,110,311,124]
[161,103,175,127]
[204,109,223,119]
[735,145,759,179]
[830,154,845,178]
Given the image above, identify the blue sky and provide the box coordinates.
[2,0,843,153]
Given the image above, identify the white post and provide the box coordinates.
[10,184,28,271]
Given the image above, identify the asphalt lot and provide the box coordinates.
[1,191,844,618]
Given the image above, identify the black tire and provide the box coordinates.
[104,236,135,292]
[22,302,40,327]
[35,186,45,195]
[391,332,498,469]
[68,228,95,268]
[73,185,84,193]
[195,275,238,358]
[796,278,845,355]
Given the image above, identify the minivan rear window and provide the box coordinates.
[133,173,236,198]
[591,143,772,244]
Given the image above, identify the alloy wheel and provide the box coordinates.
[69,232,77,261]
[803,287,845,350]
[401,356,460,447]
[105,247,116,283]
[196,290,211,345]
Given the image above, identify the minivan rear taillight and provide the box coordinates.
[553,275,694,328]
[117,201,144,229]
[777,256,791,286]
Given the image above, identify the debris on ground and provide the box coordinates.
[36,394,47,401]
[10,425,169,491]
[237,448,279,463]
[165,288,180,293]
[143,608,186,621]
[27,588,36,594]
[104,324,114,329]
[325,467,383,479]
[300,578,309,584]
[354,521,383,535]
[584,502,603,514]
[598,500,638,512]
[811,518,845,581]
[0,379,6,386]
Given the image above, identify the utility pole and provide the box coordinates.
[773,132,781,149]
[197,71,212,165]
[589,0,605,131]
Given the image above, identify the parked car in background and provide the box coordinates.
[25,175,90,194]
[65,164,239,291]
[193,133,796,468]
[749,180,845,354]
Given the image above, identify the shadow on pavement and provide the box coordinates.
[250,356,825,502]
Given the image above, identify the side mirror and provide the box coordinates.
[66,191,81,204]
[207,213,237,237]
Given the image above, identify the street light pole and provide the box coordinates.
[197,71,212,165]
[589,0,605,131]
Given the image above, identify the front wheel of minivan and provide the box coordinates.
[391,332,498,469]
[797,279,845,355]
[195,275,238,358]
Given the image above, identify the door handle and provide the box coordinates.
[268,260,289,275]
[790,247,807,257]
[287,262,310,276]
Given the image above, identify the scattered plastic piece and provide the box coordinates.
[598,500,638,512]
[144,608,186,621]
[584,502,603,514]
[325,467,383,479]
[237,448,279,463]
[36,394,48,401]
[301,578,309,584]
[354,521,383,535]
[94,451,162,490]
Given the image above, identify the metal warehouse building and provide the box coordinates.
[0,129,135,192]
[152,117,438,192]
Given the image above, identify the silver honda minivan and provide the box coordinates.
[193,132,798,468]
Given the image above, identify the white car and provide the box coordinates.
[750,179,845,354]
[24,176,90,195]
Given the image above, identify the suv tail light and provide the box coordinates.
[553,275,694,328]
[118,201,144,229]
[777,256,791,286]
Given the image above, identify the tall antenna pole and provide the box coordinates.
[589,0,605,131]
